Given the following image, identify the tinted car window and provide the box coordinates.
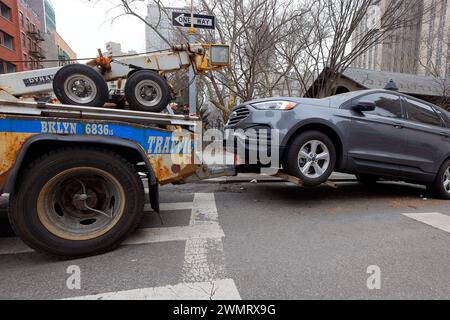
[354,93,402,118]
[405,99,443,127]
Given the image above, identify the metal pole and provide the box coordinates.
[188,0,197,116]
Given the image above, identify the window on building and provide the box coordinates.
[26,18,30,31]
[6,61,15,73]
[21,32,25,48]
[28,37,32,50]
[0,1,11,21]
[0,60,16,74]
[23,53,28,69]
[19,12,23,28]
[0,31,15,50]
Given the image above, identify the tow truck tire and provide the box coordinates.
[125,70,171,113]
[53,64,109,107]
[9,148,145,258]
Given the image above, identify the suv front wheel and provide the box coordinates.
[283,131,336,187]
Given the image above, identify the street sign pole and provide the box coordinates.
[188,0,197,116]
[172,6,215,116]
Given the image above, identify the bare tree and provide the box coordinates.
[198,0,311,119]
[417,32,450,110]
[305,0,431,98]
[90,0,433,121]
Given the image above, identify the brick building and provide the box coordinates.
[0,0,45,74]
[18,0,45,71]
[0,0,21,73]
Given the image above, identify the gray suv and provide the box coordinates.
[225,89,450,199]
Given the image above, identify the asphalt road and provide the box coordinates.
[1,177,450,300]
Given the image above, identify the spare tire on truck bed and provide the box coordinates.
[124,70,171,113]
[53,64,109,107]
[9,148,145,258]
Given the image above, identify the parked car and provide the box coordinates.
[225,89,450,199]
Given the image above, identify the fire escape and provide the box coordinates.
[28,29,46,60]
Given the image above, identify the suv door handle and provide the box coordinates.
[393,123,404,129]
[440,132,450,138]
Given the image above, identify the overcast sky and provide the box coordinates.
[52,0,186,59]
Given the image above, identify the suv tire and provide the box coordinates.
[283,131,336,187]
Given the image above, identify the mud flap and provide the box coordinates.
[148,180,160,214]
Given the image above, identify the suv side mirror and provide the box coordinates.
[351,101,376,112]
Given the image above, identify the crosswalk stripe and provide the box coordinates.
[0,198,224,255]
[145,202,193,213]
[182,194,227,283]
[0,237,33,255]
[64,193,239,301]
[124,224,224,245]
[64,279,241,300]
[403,212,450,233]
[0,224,225,255]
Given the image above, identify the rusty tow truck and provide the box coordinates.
[0,41,235,258]
[0,99,235,258]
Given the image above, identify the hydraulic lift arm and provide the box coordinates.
[0,43,230,112]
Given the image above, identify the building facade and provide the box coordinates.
[18,0,45,70]
[353,0,450,78]
[0,0,77,72]
[145,3,190,51]
[0,0,21,73]
[105,41,137,57]
[0,0,46,73]
[54,31,76,65]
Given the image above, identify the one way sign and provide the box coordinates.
[172,12,215,30]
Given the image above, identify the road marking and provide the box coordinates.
[182,194,227,283]
[64,193,239,301]
[0,193,241,300]
[160,202,193,212]
[403,212,450,233]
[64,279,241,300]
[124,224,224,245]
[0,237,33,255]
[0,199,202,255]
[145,202,193,212]
[0,224,225,255]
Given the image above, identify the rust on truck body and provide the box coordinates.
[0,132,34,190]
[0,114,199,189]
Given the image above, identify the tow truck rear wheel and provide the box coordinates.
[53,64,109,107]
[9,148,145,258]
[125,70,171,113]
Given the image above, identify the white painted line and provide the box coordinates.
[0,237,33,255]
[64,279,241,300]
[123,224,225,245]
[0,224,225,255]
[145,202,193,212]
[182,238,227,283]
[191,193,219,225]
[403,212,450,233]
[182,194,227,283]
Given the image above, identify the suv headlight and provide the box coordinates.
[252,100,297,110]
